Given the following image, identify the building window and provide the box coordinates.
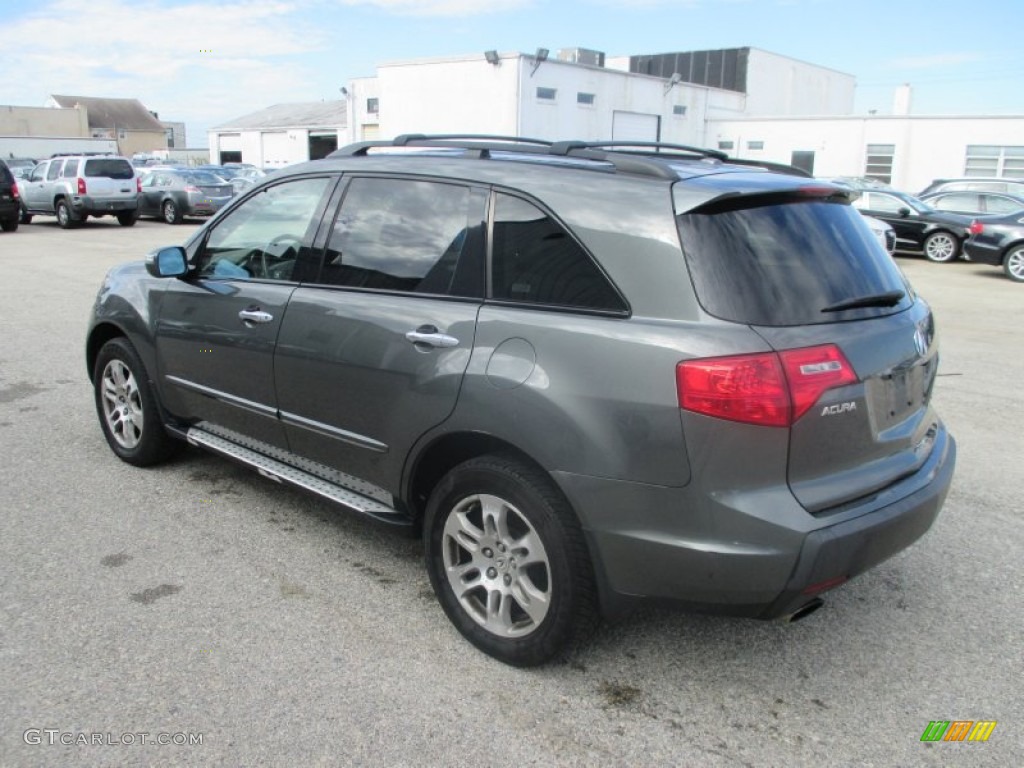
[746,140,764,151]
[366,98,379,114]
[673,105,687,116]
[865,143,895,184]
[165,128,175,148]
[965,145,1024,178]
[577,92,595,106]
[536,87,557,101]
[718,140,734,150]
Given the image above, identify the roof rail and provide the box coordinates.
[329,134,806,181]
[724,157,813,178]
[550,140,727,161]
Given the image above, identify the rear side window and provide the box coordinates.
[490,193,626,312]
[84,159,134,180]
[676,199,911,326]
[321,177,481,296]
[61,159,79,178]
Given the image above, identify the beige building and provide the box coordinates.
[46,95,167,156]
[0,104,89,137]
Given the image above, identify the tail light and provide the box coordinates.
[185,185,200,193]
[968,219,984,235]
[136,177,142,193]
[11,181,18,200]
[77,177,87,195]
[677,344,857,427]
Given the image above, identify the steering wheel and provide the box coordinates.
[267,234,303,260]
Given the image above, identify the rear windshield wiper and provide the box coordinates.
[821,290,905,313]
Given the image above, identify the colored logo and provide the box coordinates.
[921,720,997,742]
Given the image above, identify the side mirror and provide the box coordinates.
[145,246,188,278]
[898,207,912,217]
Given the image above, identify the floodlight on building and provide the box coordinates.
[339,86,349,97]
[664,72,682,94]
[484,50,500,66]
[530,47,549,77]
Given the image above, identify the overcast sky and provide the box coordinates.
[5,0,1023,147]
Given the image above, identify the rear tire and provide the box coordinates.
[923,231,959,263]
[0,217,17,232]
[424,455,598,667]
[56,199,78,229]
[1003,245,1024,282]
[93,337,181,466]
[117,211,137,227]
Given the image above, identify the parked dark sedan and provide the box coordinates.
[137,170,233,224]
[964,212,1024,282]
[851,189,973,263]
[920,189,1024,216]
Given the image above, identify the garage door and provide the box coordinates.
[261,132,290,166]
[612,112,661,142]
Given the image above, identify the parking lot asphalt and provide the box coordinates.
[1,217,1021,767]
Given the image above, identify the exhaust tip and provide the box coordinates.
[786,597,824,623]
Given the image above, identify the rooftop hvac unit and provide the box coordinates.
[556,48,606,67]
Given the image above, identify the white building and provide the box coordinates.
[707,113,1024,192]
[207,47,1024,193]
[208,101,348,167]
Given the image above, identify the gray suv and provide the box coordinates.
[86,136,956,666]
[20,154,139,228]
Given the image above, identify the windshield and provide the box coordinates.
[676,198,913,326]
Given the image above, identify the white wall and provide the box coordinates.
[372,54,744,146]
[744,49,855,116]
[706,115,1024,192]
[377,54,520,138]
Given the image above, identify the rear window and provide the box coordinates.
[83,159,134,180]
[0,162,12,183]
[188,171,228,185]
[676,199,912,326]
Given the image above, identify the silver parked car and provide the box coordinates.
[87,135,956,666]
[19,154,139,228]
[137,169,234,224]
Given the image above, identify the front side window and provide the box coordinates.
[321,177,477,296]
[198,177,332,282]
[859,192,907,214]
[31,163,49,182]
[490,193,626,312]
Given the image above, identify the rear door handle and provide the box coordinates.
[405,326,459,348]
[239,308,273,326]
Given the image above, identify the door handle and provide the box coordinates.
[239,308,273,326]
[405,327,459,348]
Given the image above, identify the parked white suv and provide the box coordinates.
[20,155,139,228]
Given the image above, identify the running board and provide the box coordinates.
[185,426,411,527]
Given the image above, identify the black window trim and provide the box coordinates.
[483,186,632,318]
[301,172,488,303]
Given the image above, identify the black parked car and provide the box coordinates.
[851,189,973,263]
[0,159,21,232]
[963,212,1024,282]
[920,189,1024,217]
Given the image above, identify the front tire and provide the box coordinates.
[424,455,597,667]
[19,205,32,224]
[923,231,959,263]
[162,199,183,225]
[93,337,180,466]
[1004,245,1024,282]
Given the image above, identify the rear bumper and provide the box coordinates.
[72,195,138,215]
[963,240,1004,267]
[555,426,956,621]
